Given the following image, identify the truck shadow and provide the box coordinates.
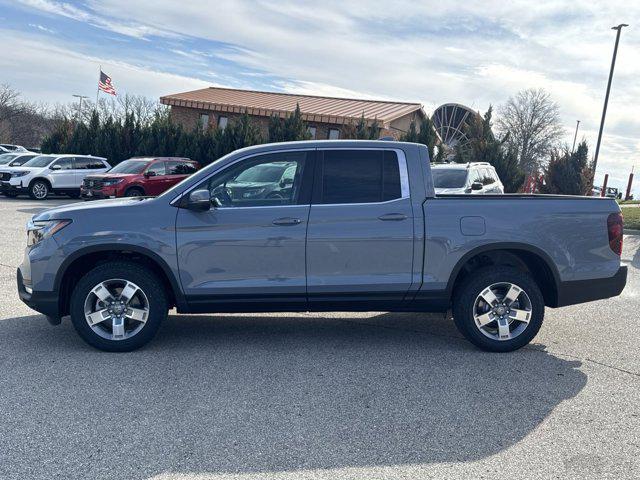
[0,312,586,478]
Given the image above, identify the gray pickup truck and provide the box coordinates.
[18,140,627,352]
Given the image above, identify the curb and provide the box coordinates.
[625,229,640,236]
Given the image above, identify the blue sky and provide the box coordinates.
[0,0,638,195]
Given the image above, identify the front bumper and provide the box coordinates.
[17,268,61,324]
[0,181,26,194]
[80,186,119,200]
[555,265,628,307]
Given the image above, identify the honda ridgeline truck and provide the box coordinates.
[18,141,627,352]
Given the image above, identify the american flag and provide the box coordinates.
[98,70,117,96]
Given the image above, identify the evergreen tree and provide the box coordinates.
[541,140,592,195]
[454,106,525,193]
[400,116,437,160]
[268,104,311,142]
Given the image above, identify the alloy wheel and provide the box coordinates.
[472,282,533,341]
[83,279,150,341]
[32,182,48,199]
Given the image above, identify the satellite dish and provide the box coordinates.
[432,103,479,151]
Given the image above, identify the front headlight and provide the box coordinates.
[102,178,124,186]
[26,219,72,247]
[12,171,30,178]
[243,187,266,198]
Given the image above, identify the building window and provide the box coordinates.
[199,113,209,131]
[328,128,340,140]
[218,116,228,130]
[308,126,317,139]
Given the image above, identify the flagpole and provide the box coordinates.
[95,65,101,112]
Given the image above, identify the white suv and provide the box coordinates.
[0,154,110,199]
[431,162,504,195]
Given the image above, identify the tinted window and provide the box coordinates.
[480,168,495,185]
[166,161,197,175]
[76,157,106,169]
[146,162,166,176]
[201,151,308,207]
[52,158,74,170]
[319,150,402,204]
[0,154,18,164]
[432,169,468,188]
[109,160,148,174]
[21,155,57,168]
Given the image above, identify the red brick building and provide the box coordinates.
[160,86,426,140]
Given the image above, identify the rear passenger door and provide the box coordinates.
[165,160,197,189]
[306,149,414,309]
[74,157,107,185]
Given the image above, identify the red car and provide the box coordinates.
[81,157,199,199]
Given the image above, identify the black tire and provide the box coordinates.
[70,261,168,352]
[452,266,544,352]
[124,187,144,197]
[29,180,49,200]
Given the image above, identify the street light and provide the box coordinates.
[72,94,89,120]
[592,23,629,183]
[571,120,580,153]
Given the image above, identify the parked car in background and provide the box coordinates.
[0,144,28,154]
[18,141,626,353]
[224,160,298,202]
[431,162,504,194]
[0,154,110,199]
[81,157,199,199]
[0,152,40,167]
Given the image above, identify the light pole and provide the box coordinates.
[592,23,629,182]
[571,120,580,153]
[72,94,89,121]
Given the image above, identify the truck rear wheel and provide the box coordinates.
[69,261,168,352]
[452,266,544,352]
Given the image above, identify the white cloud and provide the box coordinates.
[4,0,640,194]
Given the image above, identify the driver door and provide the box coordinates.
[175,150,314,311]
[49,157,76,188]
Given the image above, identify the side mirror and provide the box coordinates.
[144,171,156,177]
[185,189,211,211]
[471,181,483,191]
[280,177,294,187]
[50,164,61,170]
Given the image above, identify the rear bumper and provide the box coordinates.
[17,268,61,324]
[555,265,627,307]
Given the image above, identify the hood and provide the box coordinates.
[86,173,137,179]
[34,196,152,221]
[0,166,34,173]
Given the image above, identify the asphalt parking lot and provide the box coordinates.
[0,196,638,480]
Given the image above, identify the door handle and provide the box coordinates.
[378,213,407,221]
[272,217,302,226]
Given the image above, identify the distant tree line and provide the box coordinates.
[2,83,590,194]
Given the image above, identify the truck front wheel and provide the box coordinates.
[452,266,544,352]
[69,261,168,352]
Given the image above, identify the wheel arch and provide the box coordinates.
[29,177,52,189]
[55,244,186,317]
[446,242,561,307]
[124,185,146,195]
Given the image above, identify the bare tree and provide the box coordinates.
[497,88,564,174]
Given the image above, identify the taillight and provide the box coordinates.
[607,212,623,255]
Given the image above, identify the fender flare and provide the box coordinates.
[54,243,187,311]
[445,242,561,299]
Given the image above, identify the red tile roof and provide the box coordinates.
[160,87,424,127]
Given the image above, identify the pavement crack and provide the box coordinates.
[0,262,15,270]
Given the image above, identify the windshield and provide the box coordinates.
[234,163,288,183]
[0,154,18,164]
[22,155,57,168]
[432,169,468,189]
[108,160,149,174]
